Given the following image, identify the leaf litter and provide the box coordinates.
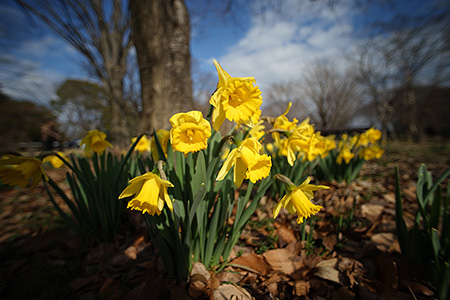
[0,140,449,299]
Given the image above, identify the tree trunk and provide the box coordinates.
[104,70,130,148]
[131,0,194,134]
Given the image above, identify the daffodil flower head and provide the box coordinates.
[285,119,316,166]
[170,111,211,156]
[209,60,263,131]
[359,145,384,160]
[248,119,265,140]
[216,137,271,188]
[119,172,174,216]
[273,102,299,132]
[273,177,329,224]
[337,146,355,164]
[0,155,48,189]
[43,152,66,168]
[364,128,382,144]
[131,135,151,154]
[80,129,113,155]
[151,129,170,161]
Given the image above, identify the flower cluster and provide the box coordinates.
[120,61,328,225]
[270,103,336,165]
[336,128,384,164]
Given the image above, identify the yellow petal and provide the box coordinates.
[246,154,271,183]
[216,149,237,181]
[119,179,144,199]
[233,158,247,188]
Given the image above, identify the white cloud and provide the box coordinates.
[1,34,85,104]
[215,2,358,92]
[0,54,64,104]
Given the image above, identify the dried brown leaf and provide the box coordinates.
[371,232,395,252]
[213,284,253,300]
[231,253,272,275]
[274,223,297,245]
[313,258,341,284]
[263,248,303,275]
[294,280,310,296]
[322,234,337,252]
[361,204,384,222]
[188,262,220,298]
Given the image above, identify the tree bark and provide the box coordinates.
[131,0,194,133]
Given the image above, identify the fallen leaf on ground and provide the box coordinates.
[231,253,271,276]
[263,248,303,275]
[313,258,341,284]
[213,283,253,300]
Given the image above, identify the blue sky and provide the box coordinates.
[0,0,431,105]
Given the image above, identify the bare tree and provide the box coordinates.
[301,59,363,130]
[263,80,306,120]
[357,0,450,141]
[130,0,194,132]
[17,0,133,146]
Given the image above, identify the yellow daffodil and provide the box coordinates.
[151,129,170,161]
[221,146,230,160]
[131,135,151,154]
[273,102,299,132]
[273,177,329,224]
[170,111,211,156]
[364,128,382,144]
[216,138,271,188]
[119,172,174,216]
[359,145,384,160]
[209,60,263,131]
[271,102,298,146]
[248,120,265,140]
[42,152,66,168]
[315,133,336,158]
[337,146,355,164]
[285,119,316,166]
[80,129,113,155]
[0,155,48,189]
[265,143,274,154]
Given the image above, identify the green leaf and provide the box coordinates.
[188,183,206,224]
[429,185,442,230]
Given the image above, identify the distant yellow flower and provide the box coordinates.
[217,138,271,188]
[265,143,274,154]
[364,128,382,144]
[313,133,336,159]
[43,152,66,168]
[273,102,298,132]
[359,145,384,160]
[80,129,113,155]
[0,155,48,189]
[337,147,355,164]
[209,60,263,131]
[248,120,265,140]
[271,102,298,146]
[170,111,211,156]
[119,172,174,216]
[273,177,329,224]
[151,129,170,161]
[285,119,316,166]
[131,135,151,154]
